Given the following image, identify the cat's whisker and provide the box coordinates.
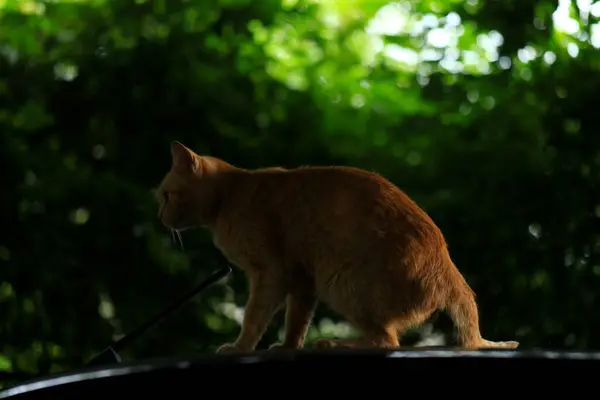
[175,229,184,252]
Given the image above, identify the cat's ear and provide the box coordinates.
[171,141,199,174]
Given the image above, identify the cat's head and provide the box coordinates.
[155,141,223,231]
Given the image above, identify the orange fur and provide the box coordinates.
[155,141,519,353]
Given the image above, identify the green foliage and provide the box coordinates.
[2,0,600,384]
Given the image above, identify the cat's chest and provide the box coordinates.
[211,217,269,271]
[212,231,245,267]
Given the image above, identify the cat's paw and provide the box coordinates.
[268,342,298,351]
[216,343,243,354]
[268,342,286,351]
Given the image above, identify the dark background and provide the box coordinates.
[2,0,600,387]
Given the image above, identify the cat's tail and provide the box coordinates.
[444,256,519,350]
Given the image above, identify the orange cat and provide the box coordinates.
[155,141,519,353]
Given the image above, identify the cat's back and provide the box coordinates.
[283,165,416,207]
[246,164,430,224]
[255,164,443,257]
[258,164,391,189]
[223,163,435,229]
[216,162,443,267]
[241,165,385,202]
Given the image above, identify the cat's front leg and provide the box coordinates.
[268,285,317,351]
[217,272,285,354]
